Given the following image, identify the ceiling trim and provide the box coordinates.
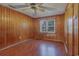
[33,13,65,19]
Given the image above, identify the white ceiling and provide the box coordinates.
[1,3,67,18]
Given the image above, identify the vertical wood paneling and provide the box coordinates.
[0,4,78,56]
[0,6,5,48]
[33,14,65,42]
[64,3,79,55]
[0,5,33,49]
[64,4,74,56]
[73,3,78,55]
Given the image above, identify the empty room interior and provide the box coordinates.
[0,3,79,56]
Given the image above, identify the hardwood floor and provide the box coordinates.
[0,40,66,56]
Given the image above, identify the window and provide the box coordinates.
[40,19,55,33]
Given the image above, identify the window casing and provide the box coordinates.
[40,19,55,33]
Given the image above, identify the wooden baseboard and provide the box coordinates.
[0,39,32,51]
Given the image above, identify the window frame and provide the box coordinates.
[40,18,56,33]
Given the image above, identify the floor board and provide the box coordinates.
[0,40,66,56]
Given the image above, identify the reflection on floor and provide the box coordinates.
[0,40,66,56]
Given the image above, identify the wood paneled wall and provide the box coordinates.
[64,3,74,55]
[78,4,79,55]
[73,3,78,56]
[33,14,65,42]
[0,5,34,49]
[33,3,79,56]
[64,3,79,56]
[0,4,78,56]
